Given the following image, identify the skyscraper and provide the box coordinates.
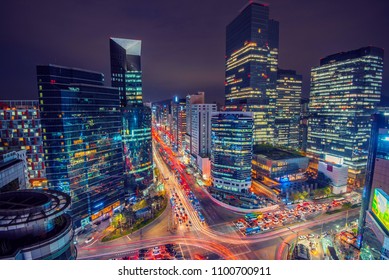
[225,1,279,144]
[191,104,217,158]
[211,112,254,193]
[307,47,384,183]
[358,114,389,259]
[185,92,205,157]
[37,64,124,228]
[275,69,302,149]
[121,106,153,191]
[110,38,142,107]
[0,100,46,188]
[171,97,186,154]
[110,38,153,191]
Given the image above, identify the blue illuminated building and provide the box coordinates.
[37,64,124,228]
[211,112,254,193]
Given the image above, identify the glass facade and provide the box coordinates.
[122,106,153,191]
[36,64,124,228]
[308,47,384,180]
[211,112,254,193]
[110,38,143,107]
[225,2,279,144]
[275,69,302,149]
[171,97,186,153]
[0,100,46,188]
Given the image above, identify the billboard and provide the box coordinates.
[371,188,389,231]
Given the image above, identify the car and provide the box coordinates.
[307,233,315,239]
[85,237,94,244]
[298,235,307,240]
[262,227,269,231]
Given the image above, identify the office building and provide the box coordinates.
[317,161,348,194]
[0,150,27,192]
[358,114,389,259]
[110,38,154,190]
[299,98,309,151]
[191,104,217,158]
[190,104,217,179]
[225,1,279,144]
[308,46,384,183]
[110,38,142,107]
[252,146,309,182]
[37,64,124,228]
[0,189,76,260]
[185,92,205,156]
[171,97,186,153]
[0,100,46,187]
[122,106,153,191]
[211,112,254,192]
[275,69,302,149]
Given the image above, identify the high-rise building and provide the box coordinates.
[211,112,254,192]
[307,47,384,183]
[0,100,46,187]
[185,92,205,156]
[37,64,124,228]
[358,114,389,260]
[122,106,153,191]
[110,37,154,191]
[171,97,186,154]
[0,150,27,192]
[110,38,142,107]
[0,189,76,260]
[299,98,309,151]
[191,104,217,158]
[225,1,279,144]
[275,69,302,149]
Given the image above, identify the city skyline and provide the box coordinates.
[1,0,388,104]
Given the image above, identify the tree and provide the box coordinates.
[323,186,332,197]
[291,192,301,202]
[112,213,125,232]
[300,191,309,200]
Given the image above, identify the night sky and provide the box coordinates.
[1,0,388,104]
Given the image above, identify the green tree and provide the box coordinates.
[323,186,332,197]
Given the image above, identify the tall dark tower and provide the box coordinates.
[109,38,153,192]
[225,1,279,144]
[110,38,143,107]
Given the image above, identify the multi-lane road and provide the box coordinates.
[76,131,359,260]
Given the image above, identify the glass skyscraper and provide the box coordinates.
[171,97,186,154]
[37,64,124,228]
[358,114,389,259]
[211,112,254,193]
[225,2,279,144]
[110,38,142,107]
[275,69,302,149]
[110,38,153,190]
[121,106,153,191]
[307,46,384,183]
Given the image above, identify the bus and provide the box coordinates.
[245,226,261,235]
[197,211,205,223]
[245,213,258,222]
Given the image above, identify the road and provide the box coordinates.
[76,128,361,260]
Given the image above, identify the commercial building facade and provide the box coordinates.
[110,38,143,107]
[122,106,153,191]
[307,47,384,182]
[37,64,124,228]
[275,69,302,149]
[0,100,46,187]
[110,38,153,191]
[0,150,27,192]
[225,2,279,144]
[211,112,254,192]
[185,92,205,156]
[171,97,186,153]
[0,189,76,260]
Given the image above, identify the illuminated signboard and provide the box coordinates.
[371,188,389,231]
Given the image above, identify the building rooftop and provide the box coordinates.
[253,145,304,160]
